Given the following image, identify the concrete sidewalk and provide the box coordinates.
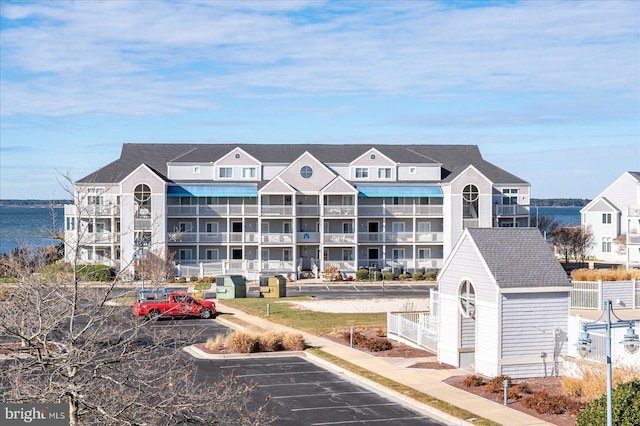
[205,301,554,426]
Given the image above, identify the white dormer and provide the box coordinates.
[213,147,262,181]
[350,148,396,181]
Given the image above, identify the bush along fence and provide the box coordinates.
[571,280,639,310]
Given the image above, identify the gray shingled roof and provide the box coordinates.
[466,228,571,289]
[78,143,527,185]
[628,171,640,181]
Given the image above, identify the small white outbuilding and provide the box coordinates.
[437,228,572,378]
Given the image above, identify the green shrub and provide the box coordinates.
[577,380,640,426]
[383,271,395,281]
[355,269,369,281]
[412,271,424,281]
[398,273,409,281]
[370,271,381,281]
[176,276,187,283]
[194,282,211,290]
[77,264,112,282]
[425,271,437,281]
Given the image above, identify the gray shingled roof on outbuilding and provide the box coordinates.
[466,228,571,289]
[628,171,640,181]
[78,143,527,186]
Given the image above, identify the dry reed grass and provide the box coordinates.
[571,268,640,282]
[562,361,640,401]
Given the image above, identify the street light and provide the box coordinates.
[575,299,639,426]
[133,236,150,290]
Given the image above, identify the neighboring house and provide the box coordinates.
[581,171,640,267]
[64,144,530,279]
[437,228,572,379]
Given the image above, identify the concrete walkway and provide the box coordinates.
[203,301,554,426]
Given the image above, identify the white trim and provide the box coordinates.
[499,287,572,294]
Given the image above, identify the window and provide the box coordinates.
[602,213,612,224]
[602,237,612,253]
[392,249,405,260]
[392,222,405,233]
[300,166,313,179]
[417,222,431,233]
[178,222,192,233]
[205,249,218,260]
[262,249,269,261]
[242,167,256,179]
[378,167,391,179]
[235,153,241,159]
[283,249,292,261]
[219,167,232,178]
[342,222,353,233]
[459,280,476,318]
[355,168,369,178]
[418,248,431,259]
[193,166,201,174]
[342,249,353,261]
[87,188,104,206]
[462,184,479,220]
[178,249,192,261]
[205,222,218,233]
[283,222,292,233]
[370,154,376,159]
[502,188,518,205]
[66,217,75,231]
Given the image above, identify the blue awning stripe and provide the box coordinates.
[167,185,257,197]
[357,185,443,198]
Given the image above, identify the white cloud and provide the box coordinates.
[1,0,638,117]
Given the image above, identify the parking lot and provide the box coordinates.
[189,355,447,425]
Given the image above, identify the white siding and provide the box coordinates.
[437,295,459,367]
[475,301,499,378]
[500,292,569,378]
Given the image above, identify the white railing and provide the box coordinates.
[261,260,295,271]
[199,205,228,216]
[567,315,638,367]
[387,311,438,352]
[261,234,294,244]
[261,206,293,216]
[571,280,638,309]
[323,206,355,216]
[415,205,443,216]
[323,261,356,272]
[297,205,320,216]
[493,204,530,216]
[628,206,640,217]
[323,233,356,244]
[358,205,443,217]
[196,233,227,243]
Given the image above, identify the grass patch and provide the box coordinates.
[306,347,501,426]
[218,298,386,335]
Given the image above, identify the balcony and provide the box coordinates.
[323,205,355,217]
[297,205,320,216]
[81,232,119,245]
[628,206,640,217]
[358,232,443,244]
[297,231,320,243]
[493,204,530,217]
[323,233,356,244]
[84,205,120,216]
[359,205,443,217]
[261,206,293,216]
[261,233,294,244]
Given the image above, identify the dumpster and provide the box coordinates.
[215,275,246,299]
[259,275,286,298]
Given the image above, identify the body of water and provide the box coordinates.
[532,206,582,226]
[0,206,64,255]
[0,205,582,255]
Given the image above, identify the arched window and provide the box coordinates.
[458,280,476,319]
[462,184,479,221]
[134,184,151,218]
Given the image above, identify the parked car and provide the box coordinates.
[132,292,215,320]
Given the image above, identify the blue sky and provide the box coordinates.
[1,0,638,200]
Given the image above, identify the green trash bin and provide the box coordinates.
[215,275,247,299]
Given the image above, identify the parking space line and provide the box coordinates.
[271,391,372,399]
[218,361,312,369]
[291,402,396,412]
[236,370,327,378]
[313,416,428,425]
[257,380,347,388]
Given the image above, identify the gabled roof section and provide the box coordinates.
[350,147,395,166]
[259,176,296,194]
[322,176,358,194]
[77,143,527,185]
[466,228,570,289]
[581,197,619,214]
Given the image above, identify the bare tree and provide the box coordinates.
[0,172,273,425]
[550,225,594,265]
[531,214,560,238]
[614,234,627,256]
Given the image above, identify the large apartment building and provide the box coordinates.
[64,144,531,279]
[581,171,640,268]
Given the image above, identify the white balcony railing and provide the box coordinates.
[493,204,530,216]
[261,206,293,216]
[261,233,294,244]
[323,233,356,244]
[628,206,640,217]
[359,205,443,217]
[324,206,355,216]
